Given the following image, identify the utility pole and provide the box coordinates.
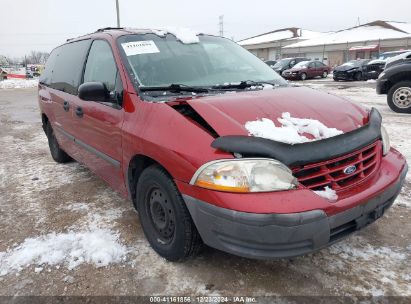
[219,15,224,37]
[115,0,120,27]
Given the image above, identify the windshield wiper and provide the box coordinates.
[211,80,276,90]
[139,84,210,93]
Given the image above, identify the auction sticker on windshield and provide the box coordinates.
[121,40,160,56]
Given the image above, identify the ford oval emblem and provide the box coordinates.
[343,165,357,175]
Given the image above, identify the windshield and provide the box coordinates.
[293,61,310,68]
[117,34,287,88]
[272,59,291,69]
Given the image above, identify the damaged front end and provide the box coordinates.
[204,108,391,196]
[211,108,383,167]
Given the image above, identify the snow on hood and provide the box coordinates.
[152,27,199,44]
[385,51,411,66]
[186,86,367,137]
[245,112,343,145]
[367,59,385,65]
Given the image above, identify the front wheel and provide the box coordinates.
[136,165,202,261]
[300,73,307,81]
[387,81,411,113]
[354,72,363,81]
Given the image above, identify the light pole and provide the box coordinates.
[115,0,120,27]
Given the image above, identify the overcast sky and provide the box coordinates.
[1,0,410,57]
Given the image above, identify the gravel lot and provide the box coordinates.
[0,80,410,298]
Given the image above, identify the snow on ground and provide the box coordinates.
[245,112,343,144]
[313,186,338,201]
[0,229,127,276]
[0,79,38,89]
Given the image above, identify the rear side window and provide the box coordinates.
[39,48,58,86]
[50,40,91,95]
[315,62,325,68]
[83,40,118,91]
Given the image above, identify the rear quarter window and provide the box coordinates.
[50,39,91,95]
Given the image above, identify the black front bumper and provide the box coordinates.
[183,164,407,260]
[333,72,354,81]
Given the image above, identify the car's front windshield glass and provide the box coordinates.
[117,34,287,88]
[273,59,291,69]
[293,61,309,68]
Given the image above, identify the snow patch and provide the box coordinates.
[314,186,338,201]
[0,79,38,89]
[0,229,127,276]
[153,27,199,44]
[245,112,343,144]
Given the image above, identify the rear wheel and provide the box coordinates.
[136,165,202,261]
[300,73,307,81]
[322,71,328,78]
[387,81,411,113]
[46,123,72,163]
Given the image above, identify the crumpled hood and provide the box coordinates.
[186,86,368,137]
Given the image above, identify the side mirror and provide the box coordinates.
[78,82,108,102]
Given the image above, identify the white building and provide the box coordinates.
[238,27,324,61]
[240,21,411,67]
[283,21,411,66]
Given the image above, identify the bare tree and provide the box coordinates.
[25,51,50,65]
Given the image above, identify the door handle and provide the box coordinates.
[75,106,84,118]
[63,101,70,112]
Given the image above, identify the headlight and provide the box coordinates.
[190,159,298,193]
[381,125,390,155]
[378,72,385,79]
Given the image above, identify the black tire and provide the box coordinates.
[136,165,202,261]
[322,71,328,78]
[354,72,363,81]
[46,123,72,163]
[300,72,307,81]
[387,81,411,113]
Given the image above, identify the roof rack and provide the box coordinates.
[95,27,125,32]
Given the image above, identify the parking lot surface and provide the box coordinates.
[0,80,410,297]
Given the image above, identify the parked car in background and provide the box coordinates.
[377,60,411,113]
[265,60,277,68]
[272,57,310,75]
[365,50,411,80]
[282,60,331,80]
[385,51,411,70]
[38,28,407,261]
[333,59,370,81]
[0,68,7,80]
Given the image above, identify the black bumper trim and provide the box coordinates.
[183,163,407,259]
[211,108,382,166]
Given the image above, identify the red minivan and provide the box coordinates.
[38,28,407,261]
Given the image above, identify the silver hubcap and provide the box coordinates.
[323,72,327,77]
[393,87,411,109]
[301,73,306,80]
